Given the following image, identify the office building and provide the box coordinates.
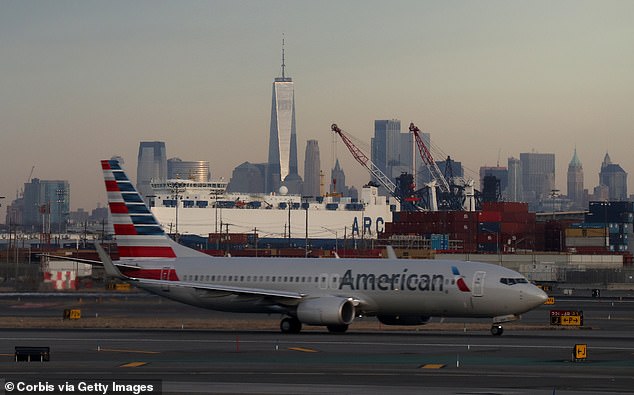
[22,178,70,233]
[167,158,211,182]
[330,159,347,196]
[480,166,508,193]
[507,157,523,202]
[137,141,167,199]
[266,41,300,193]
[372,120,403,179]
[520,152,555,206]
[303,140,321,197]
[227,162,265,193]
[599,152,628,200]
[566,148,584,209]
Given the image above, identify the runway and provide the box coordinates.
[1,294,634,394]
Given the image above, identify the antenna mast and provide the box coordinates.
[281,34,286,80]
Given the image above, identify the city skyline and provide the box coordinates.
[1,1,633,218]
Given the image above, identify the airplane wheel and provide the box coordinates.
[327,324,349,333]
[280,317,302,334]
[491,324,504,336]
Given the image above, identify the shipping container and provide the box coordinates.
[478,242,498,253]
[566,236,608,247]
[478,222,501,233]
[478,211,502,222]
[565,228,607,237]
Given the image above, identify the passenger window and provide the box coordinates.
[289,277,294,282]
[284,276,288,282]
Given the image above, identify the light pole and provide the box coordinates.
[550,189,560,251]
[480,224,500,264]
[210,189,221,234]
[169,182,185,243]
[304,201,309,258]
[287,199,292,247]
[320,226,338,255]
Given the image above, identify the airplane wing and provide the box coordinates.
[95,243,304,300]
[39,253,151,272]
[39,254,102,265]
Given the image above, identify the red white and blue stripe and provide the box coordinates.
[101,159,176,259]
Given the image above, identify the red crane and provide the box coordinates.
[408,123,450,193]
[330,124,397,197]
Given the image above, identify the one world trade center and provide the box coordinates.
[266,39,299,193]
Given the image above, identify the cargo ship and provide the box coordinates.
[148,179,394,239]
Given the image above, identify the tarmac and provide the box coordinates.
[1,293,634,394]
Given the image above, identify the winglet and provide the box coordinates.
[95,243,125,279]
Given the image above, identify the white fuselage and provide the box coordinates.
[121,256,546,319]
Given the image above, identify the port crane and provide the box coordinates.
[409,123,478,211]
[331,124,429,211]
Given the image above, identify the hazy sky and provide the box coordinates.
[1,0,633,218]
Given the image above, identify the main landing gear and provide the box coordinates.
[490,324,504,336]
[326,324,349,333]
[279,317,350,334]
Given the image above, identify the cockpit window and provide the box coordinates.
[500,277,528,285]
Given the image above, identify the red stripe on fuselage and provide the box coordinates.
[105,180,119,192]
[117,246,176,258]
[456,278,471,292]
[101,160,111,170]
[119,267,179,281]
[109,202,128,214]
[113,224,137,235]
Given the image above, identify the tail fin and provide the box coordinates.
[101,159,205,260]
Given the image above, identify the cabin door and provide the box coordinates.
[472,271,486,297]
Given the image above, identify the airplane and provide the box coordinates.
[95,158,547,336]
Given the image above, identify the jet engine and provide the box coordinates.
[296,297,355,325]
[377,315,431,326]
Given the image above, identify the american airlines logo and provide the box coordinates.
[339,269,445,292]
[451,266,471,292]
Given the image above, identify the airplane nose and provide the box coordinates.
[525,286,548,308]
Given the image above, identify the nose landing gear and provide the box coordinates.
[490,324,504,336]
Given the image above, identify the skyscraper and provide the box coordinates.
[330,159,347,196]
[371,119,402,180]
[227,162,265,193]
[137,141,167,199]
[266,39,299,193]
[507,157,523,202]
[22,178,70,232]
[479,166,508,199]
[167,158,210,182]
[303,140,321,197]
[566,148,584,208]
[520,152,555,206]
[599,152,628,200]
